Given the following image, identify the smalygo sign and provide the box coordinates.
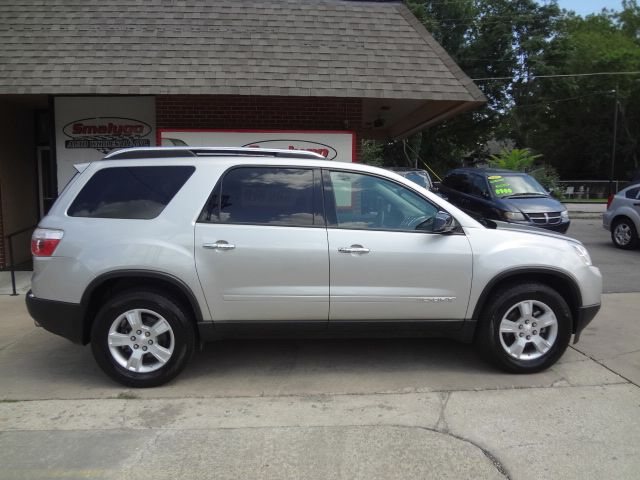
[54,96,156,192]
[63,117,152,153]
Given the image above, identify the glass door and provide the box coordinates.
[37,146,55,218]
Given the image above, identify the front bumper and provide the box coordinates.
[573,303,601,343]
[537,220,570,233]
[26,290,85,344]
[529,220,571,233]
[505,219,570,233]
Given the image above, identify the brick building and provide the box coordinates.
[0,0,485,267]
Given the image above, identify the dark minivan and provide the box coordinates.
[438,168,570,233]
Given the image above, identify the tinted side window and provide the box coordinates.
[68,166,195,219]
[204,167,316,227]
[444,173,471,193]
[470,174,489,197]
[327,170,439,232]
[625,187,640,199]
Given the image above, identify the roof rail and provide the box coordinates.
[104,146,326,161]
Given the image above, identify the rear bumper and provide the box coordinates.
[573,303,601,343]
[25,290,85,344]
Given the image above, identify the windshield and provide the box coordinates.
[487,174,546,198]
[403,172,431,189]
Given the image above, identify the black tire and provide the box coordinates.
[475,283,572,373]
[611,217,639,250]
[91,289,195,387]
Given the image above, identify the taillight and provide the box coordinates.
[31,228,64,257]
[607,194,614,210]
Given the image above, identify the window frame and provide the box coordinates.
[197,165,325,228]
[322,168,455,234]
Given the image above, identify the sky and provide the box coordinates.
[556,0,623,15]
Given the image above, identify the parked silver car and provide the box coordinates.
[27,147,602,387]
[603,183,640,249]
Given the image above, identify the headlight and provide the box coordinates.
[502,210,526,221]
[561,210,570,220]
[572,244,592,266]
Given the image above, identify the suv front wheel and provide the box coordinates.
[476,283,572,373]
[91,289,195,387]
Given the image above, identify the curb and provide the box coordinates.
[569,213,603,219]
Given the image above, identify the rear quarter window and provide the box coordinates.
[67,166,195,219]
[625,187,640,199]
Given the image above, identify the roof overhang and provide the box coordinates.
[362,97,485,139]
[0,1,486,136]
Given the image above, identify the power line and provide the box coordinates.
[406,0,612,14]
[410,9,617,28]
[472,71,640,81]
[510,91,612,110]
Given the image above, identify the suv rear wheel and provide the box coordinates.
[91,289,195,387]
[476,283,572,373]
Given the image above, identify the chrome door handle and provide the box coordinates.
[203,241,235,250]
[338,245,370,254]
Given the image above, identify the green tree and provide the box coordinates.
[505,4,640,179]
[400,1,563,176]
[360,139,384,167]
[401,1,639,180]
[488,148,542,171]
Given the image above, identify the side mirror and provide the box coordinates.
[433,211,456,234]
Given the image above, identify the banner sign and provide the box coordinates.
[55,96,155,191]
[159,129,356,163]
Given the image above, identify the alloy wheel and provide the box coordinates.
[614,223,632,246]
[498,300,558,361]
[107,308,175,373]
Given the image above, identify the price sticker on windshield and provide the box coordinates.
[488,176,513,195]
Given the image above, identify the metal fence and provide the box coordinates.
[2,225,36,295]
[559,180,631,200]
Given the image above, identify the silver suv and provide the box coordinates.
[27,147,602,387]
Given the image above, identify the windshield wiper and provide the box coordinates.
[501,193,546,198]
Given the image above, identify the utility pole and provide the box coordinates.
[608,86,619,197]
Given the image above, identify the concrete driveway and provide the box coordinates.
[1,218,639,479]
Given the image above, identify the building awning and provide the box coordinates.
[0,0,486,137]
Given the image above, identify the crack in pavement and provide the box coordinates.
[0,424,513,480]
[434,391,450,433]
[569,345,639,388]
[434,393,512,479]
[0,329,38,353]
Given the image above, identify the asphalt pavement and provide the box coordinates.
[567,216,640,293]
[0,216,639,479]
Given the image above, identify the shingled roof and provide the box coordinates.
[0,0,485,104]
